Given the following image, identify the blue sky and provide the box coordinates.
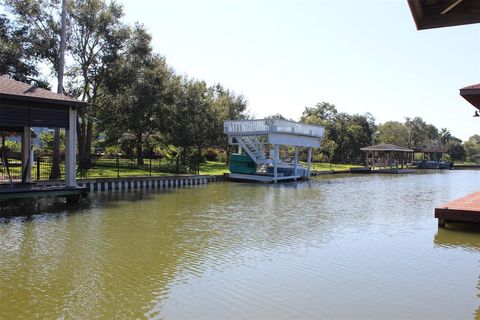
[120,0,480,140]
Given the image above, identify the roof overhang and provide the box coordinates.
[408,0,480,30]
[0,76,87,109]
[460,84,480,110]
[360,144,414,152]
[0,93,87,108]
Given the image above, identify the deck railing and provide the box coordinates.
[224,119,324,138]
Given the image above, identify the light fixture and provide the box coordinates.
[473,110,480,117]
[441,0,464,15]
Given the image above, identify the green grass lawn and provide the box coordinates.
[199,161,361,175]
[2,160,361,182]
[199,161,229,175]
[306,162,362,171]
[79,167,174,178]
[452,162,480,166]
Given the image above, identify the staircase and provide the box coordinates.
[236,136,268,164]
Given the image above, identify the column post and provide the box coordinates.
[307,147,312,178]
[294,146,299,177]
[273,144,279,183]
[22,127,32,182]
[65,106,77,187]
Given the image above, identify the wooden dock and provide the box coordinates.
[0,185,88,203]
[435,192,480,227]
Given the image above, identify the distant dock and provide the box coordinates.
[349,167,415,174]
[435,192,480,227]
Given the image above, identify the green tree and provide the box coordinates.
[447,139,466,161]
[3,0,128,171]
[376,121,409,146]
[169,78,215,165]
[3,0,62,77]
[0,14,39,82]
[99,25,176,165]
[301,102,339,161]
[301,103,375,162]
[464,134,480,161]
[404,117,440,149]
[3,0,66,178]
[438,128,452,146]
[265,113,289,120]
[208,83,248,163]
[405,117,427,149]
[67,0,129,168]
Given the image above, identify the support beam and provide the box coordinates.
[273,144,279,183]
[65,107,77,187]
[21,127,32,183]
[307,147,312,178]
[294,146,299,177]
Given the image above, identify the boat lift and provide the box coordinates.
[223,119,324,182]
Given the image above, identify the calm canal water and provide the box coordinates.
[1,171,480,319]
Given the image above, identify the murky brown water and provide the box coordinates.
[1,170,480,319]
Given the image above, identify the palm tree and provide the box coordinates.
[439,128,451,146]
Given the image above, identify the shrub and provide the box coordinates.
[217,151,227,163]
[204,148,218,161]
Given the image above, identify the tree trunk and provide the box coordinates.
[86,118,93,166]
[50,0,67,180]
[136,133,144,165]
[50,129,62,179]
[225,145,231,164]
[181,147,189,166]
[77,115,90,169]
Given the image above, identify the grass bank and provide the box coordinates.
[199,161,361,175]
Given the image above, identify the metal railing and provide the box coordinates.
[0,155,200,182]
[224,119,324,138]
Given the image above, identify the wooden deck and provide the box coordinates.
[0,184,88,203]
[435,192,480,227]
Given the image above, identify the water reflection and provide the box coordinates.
[1,171,480,319]
[435,225,480,319]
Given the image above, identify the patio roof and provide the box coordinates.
[460,83,480,110]
[0,77,86,128]
[408,0,480,30]
[360,143,413,152]
[0,76,86,108]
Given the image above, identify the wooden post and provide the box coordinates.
[36,156,41,180]
[21,127,32,183]
[65,106,77,187]
[438,218,445,228]
[307,147,312,178]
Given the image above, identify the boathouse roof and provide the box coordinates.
[408,0,480,30]
[0,76,86,130]
[460,83,480,110]
[0,76,86,108]
[224,119,324,138]
[360,143,413,152]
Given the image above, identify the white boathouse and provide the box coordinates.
[223,119,324,182]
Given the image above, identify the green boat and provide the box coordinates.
[229,153,257,174]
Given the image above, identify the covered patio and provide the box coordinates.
[0,76,87,202]
[412,146,452,169]
[360,143,414,170]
